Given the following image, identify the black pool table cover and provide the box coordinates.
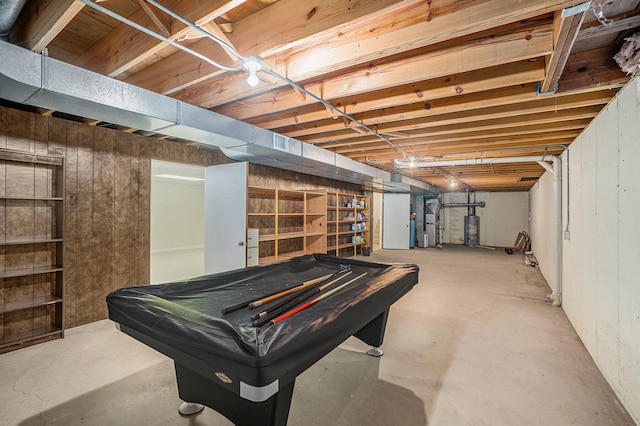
[107,254,418,421]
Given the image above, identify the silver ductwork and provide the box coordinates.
[0,0,26,41]
[0,40,436,193]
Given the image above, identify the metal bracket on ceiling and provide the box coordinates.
[535,81,557,97]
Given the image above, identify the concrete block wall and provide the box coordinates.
[530,76,640,424]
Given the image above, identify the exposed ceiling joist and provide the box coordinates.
[4,0,637,192]
[540,3,589,93]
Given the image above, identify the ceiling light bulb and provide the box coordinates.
[247,72,259,87]
[243,56,262,88]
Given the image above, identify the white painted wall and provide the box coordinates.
[530,77,640,424]
[441,192,528,247]
[150,161,205,284]
[529,170,556,290]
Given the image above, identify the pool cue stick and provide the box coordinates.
[269,272,368,326]
[251,270,353,324]
[249,271,341,308]
[250,266,350,312]
[221,273,332,314]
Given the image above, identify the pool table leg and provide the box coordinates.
[354,310,390,357]
[178,402,204,416]
[366,347,384,357]
[174,362,295,426]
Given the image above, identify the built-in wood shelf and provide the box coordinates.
[0,148,65,353]
[0,295,63,315]
[0,238,63,246]
[0,266,64,279]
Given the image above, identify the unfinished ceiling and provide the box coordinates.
[5,0,640,191]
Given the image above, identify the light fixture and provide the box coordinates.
[155,174,204,182]
[408,156,416,167]
[243,56,262,87]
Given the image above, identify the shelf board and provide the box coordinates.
[327,245,337,251]
[338,230,355,236]
[305,190,327,196]
[278,189,304,197]
[306,212,325,216]
[0,266,63,279]
[277,231,305,240]
[0,196,63,201]
[278,250,305,260]
[0,295,63,315]
[337,242,357,250]
[306,232,326,238]
[1,238,63,246]
[259,234,276,242]
[278,212,304,217]
[0,326,63,349]
[248,186,276,195]
[248,212,276,217]
[0,149,63,166]
[259,256,276,265]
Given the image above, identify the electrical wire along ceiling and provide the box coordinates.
[3,0,640,191]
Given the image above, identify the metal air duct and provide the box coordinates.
[0,40,436,193]
[0,0,26,42]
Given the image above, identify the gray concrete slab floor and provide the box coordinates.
[0,245,635,425]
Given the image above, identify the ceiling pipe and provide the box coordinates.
[0,0,27,41]
[394,155,553,169]
[442,202,486,208]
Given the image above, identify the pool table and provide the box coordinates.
[107,254,419,425]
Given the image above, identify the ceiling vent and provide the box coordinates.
[272,134,289,151]
[518,176,539,182]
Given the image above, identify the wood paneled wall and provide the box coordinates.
[1,106,367,330]
[0,107,223,328]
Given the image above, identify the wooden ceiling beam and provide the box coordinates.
[247,62,546,128]
[331,129,581,155]
[73,0,246,77]
[557,46,629,93]
[299,106,600,144]
[201,22,241,62]
[184,21,553,109]
[577,9,640,41]
[317,124,583,149]
[128,0,576,101]
[317,119,590,151]
[279,89,611,138]
[137,0,170,37]
[125,0,415,94]
[540,4,588,93]
[344,135,577,159]
[12,0,85,53]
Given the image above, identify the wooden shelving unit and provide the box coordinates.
[327,192,370,258]
[247,186,326,265]
[0,149,65,353]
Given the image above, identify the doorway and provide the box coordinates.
[150,160,205,283]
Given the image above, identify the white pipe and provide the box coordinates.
[550,156,563,306]
[394,155,552,168]
[396,154,564,306]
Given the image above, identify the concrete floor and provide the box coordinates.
[0,245,635,425]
